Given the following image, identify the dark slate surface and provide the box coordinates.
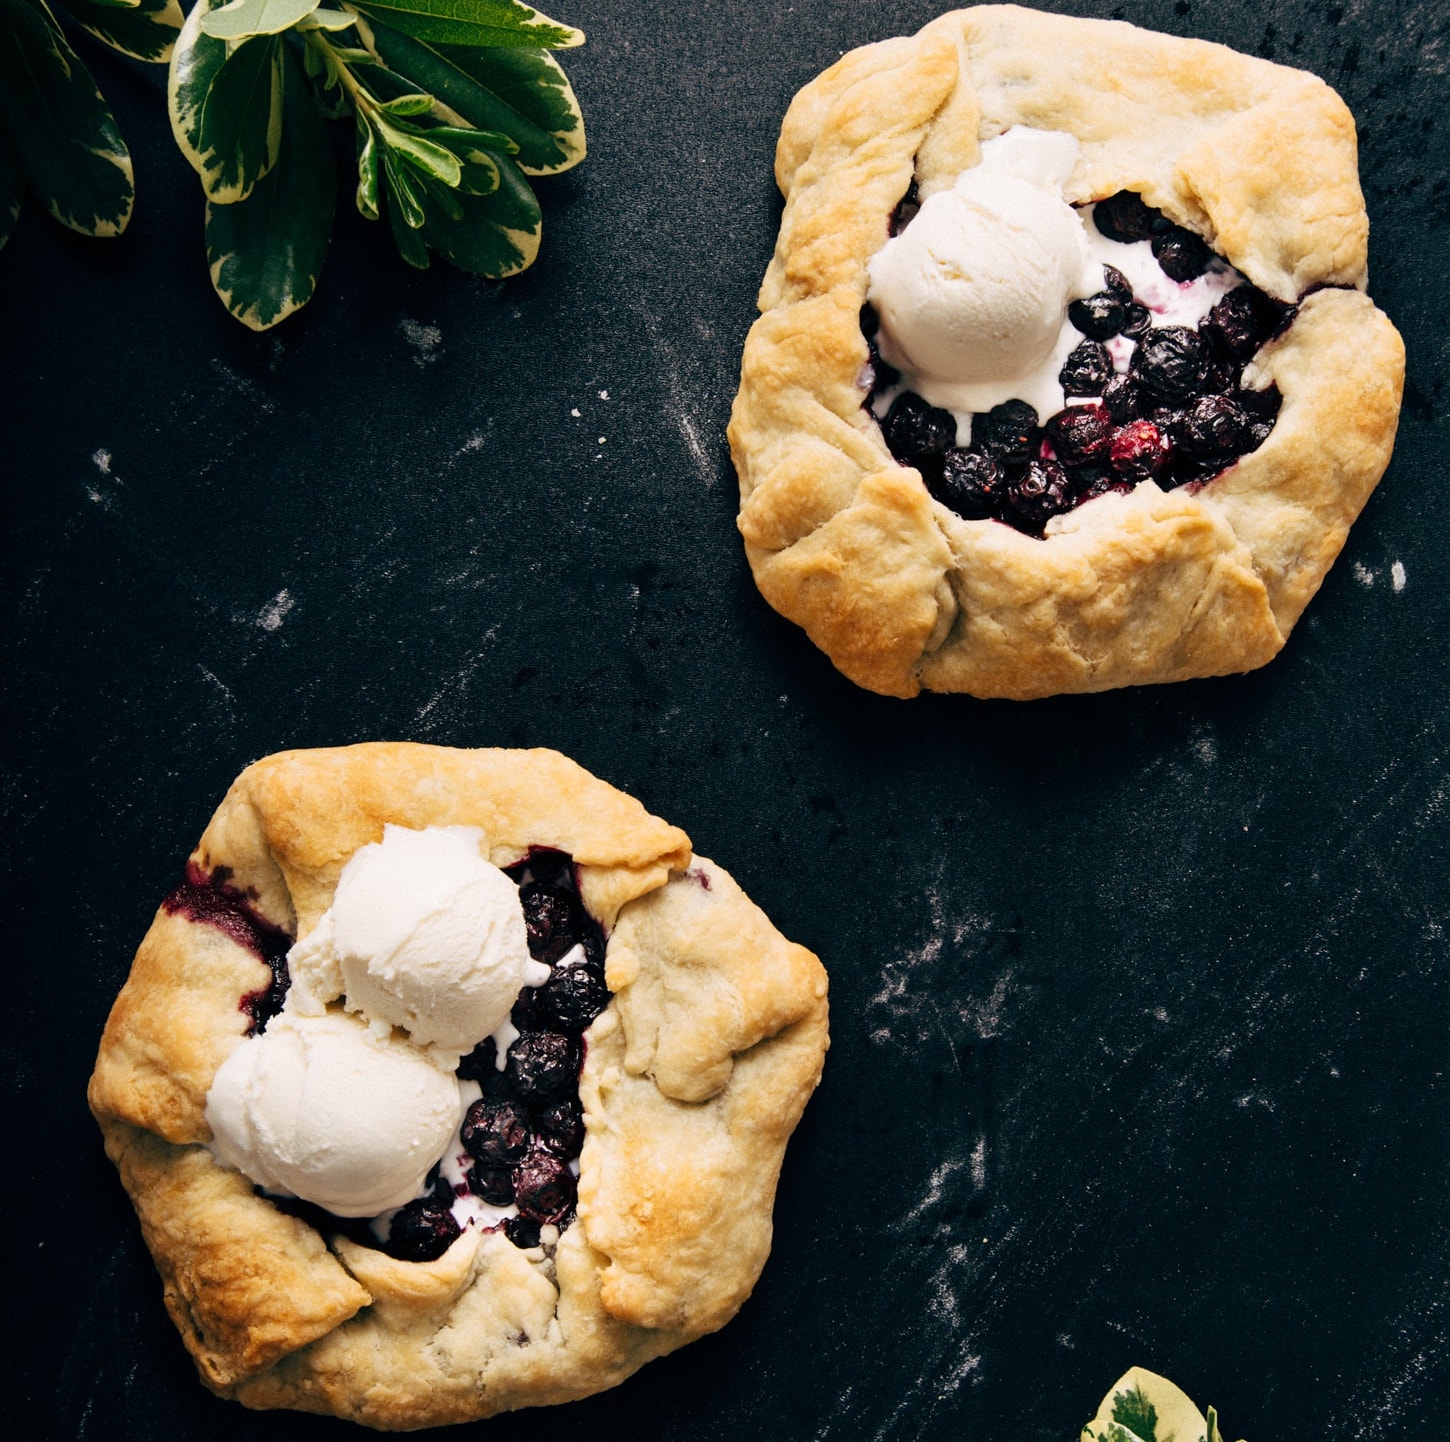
[5,1,1448,1437]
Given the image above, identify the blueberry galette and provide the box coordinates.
[89,745,828,1428]
[729,5,1404,699]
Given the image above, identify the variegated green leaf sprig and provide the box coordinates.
[0,0,183,251]
[1082,1367,1246,1442]
[169,0,585,329]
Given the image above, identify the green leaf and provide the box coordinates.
[196,33,283,201]
[354,113,378,218]
[436,42,580,173]
[169,0,231,171]
[361,22,573,173]
[415,147,537,276]
[78,0,143,11]
[424,128,500,195]
[375,113,460,184]
[0,137,22,251]
[383,161,428,266]
[0,0,133,234]
[1111,1385,1159,1442]
[351,0,581,51]
[65,0,183,63]
[376,91,433,116]
[381,145,425,225]
[297,6,354,28]
[206,42,335,328]
[199,0,318,40]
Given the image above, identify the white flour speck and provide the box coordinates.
[598,389,609,399]
[1392,560,1407,592]
[597,436,606,444]
[1353,561,1375,587]
[258,590,294,632]
[570,407,581,417]
[399,318,443,366]
[92,449,111,474]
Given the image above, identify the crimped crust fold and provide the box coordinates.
[89,744,828,1428]
[729,4,1404,699]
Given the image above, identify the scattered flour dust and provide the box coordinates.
[1354,561,1375,587]
[257,590,295,632]
[92,449,112,474]
[399,318,443,367]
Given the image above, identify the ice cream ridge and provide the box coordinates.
[205,824,550,1219]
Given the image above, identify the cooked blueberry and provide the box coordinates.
[860,303,880,340]
[457,1036,513,1094]
[513,1148,577,1223]
[506,1030,582,1100]
[1068,289,1127,340]
[1101,265,1133,304]
[1201,360,1236,397]
[1092,191,1163,243]
[520,883,585,964]
[1102,373,1145,424]
[891,180,920,235]
[1109,420,1173,484]
[865,335,899,395]
[1132,326,1207,403]
[536,962,610,1031]
[1072,465,1120,502]
[1005,459,1073,531]
[1236,383,1283,421]
[935,449,1002,520]
[503,1215,542,1249]
[386,1199,461,1263]
[1201,285,1284,362]
[1179,394,1254,461]
[468,1163,516,1205]
[1120,304,1152,340]
[1059,340,1113,396]
[1045,403,1112,466]
[1151,225,1213,281]
[883,391,956,459]
[535,1096,585,1155]
[461,1097,532,1167]
[973,400,1039,467]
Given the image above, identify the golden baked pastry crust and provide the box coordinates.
[89,744,829,1429]
[729,4,1405,699]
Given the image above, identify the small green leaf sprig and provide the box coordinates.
[0,0,183,250]
[168,0,586,329]
[1081,1367,1245,1442]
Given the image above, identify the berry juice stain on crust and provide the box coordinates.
[864,188,1291,537]
[163,862,293,1033]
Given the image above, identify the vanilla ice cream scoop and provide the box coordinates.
[868,127,1102,420]
[288,824,549,1056]
[205,1010,464,1217]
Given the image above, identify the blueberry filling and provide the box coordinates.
[164,863,293,1034]
[863,188,1291,536]
[235,845,607,1264]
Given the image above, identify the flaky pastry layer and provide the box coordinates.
[89,744,828,1429]
[728,4,1404,698]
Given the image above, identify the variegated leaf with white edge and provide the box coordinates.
[169,0,231,172]
[195,32,284,202]
[66,0,183,62]
[361,21,581,175]
[206,42,335,329]
[199,0,319,40]
[0,0,133,235]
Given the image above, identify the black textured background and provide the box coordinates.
[5,1,1448,1438]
